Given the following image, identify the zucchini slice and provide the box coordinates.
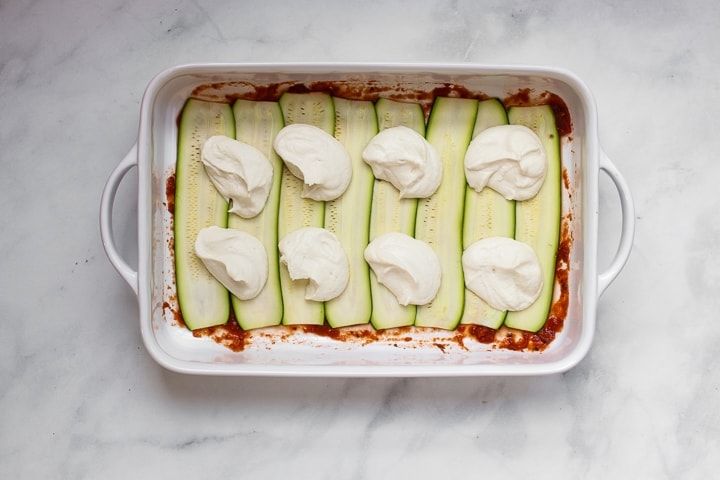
[228,100,284,330]
[368,98,426,330]
[461,98,515,329]
[324,97,378,328]
[174,99,235,330]
[277,92,334,325]
[415,97,478,330]
[503,105,561,332]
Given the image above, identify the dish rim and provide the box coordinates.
[109,62,620,376]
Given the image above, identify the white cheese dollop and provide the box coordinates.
[273,124,352,201]
[364,232,441,306]
[464,124,547,201]
[194,226,268,300]
[278,227,349,302]
[361,125,442,198]
[462,236,543,311]
[201,135,274,218]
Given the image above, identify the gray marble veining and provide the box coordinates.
[1,0,719,478]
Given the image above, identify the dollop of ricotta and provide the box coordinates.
[362,125,442,198]
[464,124,547,201]
[462,236,543,311]
[201,135,274,218]
[194,226,268,300]
[273,124,352,201]
[278,227,349,301]
[364,232,441,306]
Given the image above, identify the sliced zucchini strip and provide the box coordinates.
[228,100,285,330]
[368,98,427,330]
[324,97,378,328]
[503,105,561,332]
[174,99,235,330]
[461,98,515,329]
[277,92,334,325]
[414,97,478,330]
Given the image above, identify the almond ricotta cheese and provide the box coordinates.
[362,125,442,198]
[364,232,441,306]
[201,135,274,218]
[194,226,268,300]
[273,124,352,201]
[462,236,543,311]
[278,227,349,301]
[464,124,547,201]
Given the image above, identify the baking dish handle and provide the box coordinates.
[100,144,139,295]
[597,149,635,297]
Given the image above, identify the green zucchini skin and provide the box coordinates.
[175,95,561,337]
[503,105,561,332]
[228,100,284,330]
[414,97,478,330]
[368,98,426,330]
[324,98,378,328]
[277,92,334,326]
[461,98,515,329]
[174,99,235,330]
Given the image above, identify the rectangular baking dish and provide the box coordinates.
[100,63,634,376]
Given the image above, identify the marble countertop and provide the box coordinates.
[2,0,718,477]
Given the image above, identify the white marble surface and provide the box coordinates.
[2,0,719,477]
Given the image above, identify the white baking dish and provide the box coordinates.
[100,63,634,376]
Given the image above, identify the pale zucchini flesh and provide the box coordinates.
[175,95,562,337]
[368,98,427,330]
[323,98,378,328]
[461,98,515,329]
[414,97,479,330]
[376,97,426,132]
[277,92,334,325]
[174,99,235,330]
[370,99,426,239]
[503,105,561,332]
[228,100,284,330]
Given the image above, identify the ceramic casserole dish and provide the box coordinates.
[100,63,634,376]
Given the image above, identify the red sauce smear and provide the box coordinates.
[191,82,571,136]
[486,214,572,352]
[165,174,175,214]
[194,312,251,352]
[503,88,572,137]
